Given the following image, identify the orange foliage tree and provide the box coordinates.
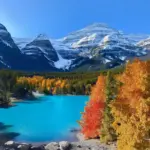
[17,76,92,95]
[17,76,68,94]
[80,75,106,139]
[110,59,150,150]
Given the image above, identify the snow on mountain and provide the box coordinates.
[99,33,131,49]
[138,37,150,46]
[137,37,150,50]
[0,56,11,68]
[35,34,49,41]
[13,37,33,49]
[72,33,98,48]
[9,23,150,71]
[51,39,74,51]
[22,34,59,62]
[0,24,8,33]
[54,51,72,70]
[61,23,118,50]
[0,23,17,48]
[124,34,150,44]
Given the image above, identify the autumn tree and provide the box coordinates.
[80,75,106,139]
[110,59,150,150]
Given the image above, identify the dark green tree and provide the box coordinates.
[100,71,118,143]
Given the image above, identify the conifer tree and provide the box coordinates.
[100,71,118,143]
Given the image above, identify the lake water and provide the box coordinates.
[0,95,88,143]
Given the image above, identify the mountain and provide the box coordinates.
[0,23,149,72]
[0,23,25,69]
[51,23,148,71]
[0,24,58,71]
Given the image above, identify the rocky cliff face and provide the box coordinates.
[22,34,59,62]
[0,23,149,71]
[0,23,25,70]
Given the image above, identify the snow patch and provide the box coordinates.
[1,39,12,48]
[141,51,147,55]
[13,38,33,49]
[25,45,48,55]
[0,56,10,68]
[119,56,126,61]
[104,59,111,63]
[54,51,72,70]
[72,33,98,48]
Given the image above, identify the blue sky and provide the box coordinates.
[0,0,150,38]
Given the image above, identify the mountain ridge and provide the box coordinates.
[0,23,150,72]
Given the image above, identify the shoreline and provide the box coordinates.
[2,141,117,150]
[0,131,117,150]
[0,132,117,150]
[3,138,116,150]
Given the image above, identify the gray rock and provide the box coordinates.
[45,142,59,150]
[4,141,20,149]
[91,146,105,150]
[0,146,5,150]
[5,141,14,145]
[59,141,70,150]
[17,144,31,150]
[30,145,45,150]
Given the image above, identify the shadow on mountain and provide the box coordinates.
[0,122,20,144]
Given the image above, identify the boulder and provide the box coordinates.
[45,142,59,150]
[17,144,31,150]
[59,141,70,150]
[5,141,14,145]
[30,145,45,150]
[4,141,20,149]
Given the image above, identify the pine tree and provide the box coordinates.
[100,71,118,143]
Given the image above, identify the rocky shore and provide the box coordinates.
[0,140,117,150]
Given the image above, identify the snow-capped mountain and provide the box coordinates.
[0,23,150,72]
[0,23,24,69]
[22,34,58,62]
[0,24,59,71]
[137,37,150,50]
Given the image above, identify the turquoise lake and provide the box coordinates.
[0,95,89,143]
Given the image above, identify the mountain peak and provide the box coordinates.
[88,23,109,28]
[82,23,116,31]
[0,23,7,31]
[35,34,49,41]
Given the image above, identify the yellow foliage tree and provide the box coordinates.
[110,59,150,150]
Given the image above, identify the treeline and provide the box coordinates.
[14,65,124,96]
[17,76,94,95]
[0,65,124,106]
[80,59,150,150]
